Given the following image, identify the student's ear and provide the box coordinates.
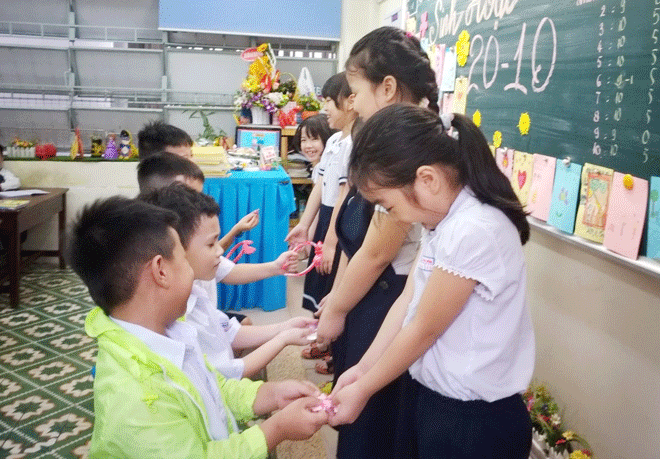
[149,254,171,288]
[345,94,356,112]
[382,76,399,104]
[416,165,441,194]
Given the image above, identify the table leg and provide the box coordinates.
[58,195,66,269]
[8,217,20,308]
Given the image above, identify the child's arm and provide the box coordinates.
[330,268,476,426]
[219,209,260,250]
[318,183,348,274]
[220,250,298,284]
[0,168,20,191]
[232,316,317,350]
[315,212,411,346]
[285,182,322,246]
[239,327,315,378]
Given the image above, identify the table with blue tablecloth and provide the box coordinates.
[204,168,296,311]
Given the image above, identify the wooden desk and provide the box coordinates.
[0,188,68,308]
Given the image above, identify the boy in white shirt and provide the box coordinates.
[69,196,328,458]
[140,183,316,379]
[0,145,21,191]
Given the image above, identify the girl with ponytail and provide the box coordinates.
[330,104,535,459]
[313,26,439,459]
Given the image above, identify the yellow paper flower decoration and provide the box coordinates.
[562,431,576,441]
[493,130,502,148]
[568,452,590,459]
[456,30,471,67]
[518,112,531,136]
[472,110,482,127]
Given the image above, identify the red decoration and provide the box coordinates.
[35,144,57,160]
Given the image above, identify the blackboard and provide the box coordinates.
[406,0,660,181]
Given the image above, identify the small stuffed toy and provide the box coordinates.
[69,127,84,160]
[90,135,104,157]
[118,130,138,159]
[103,133,119,159]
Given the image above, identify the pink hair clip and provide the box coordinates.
[406,31,413,38]
[225,240,256,262]
[310,394,337,414]
[285,241,323,277]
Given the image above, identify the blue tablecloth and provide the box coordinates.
[204,169,296,311]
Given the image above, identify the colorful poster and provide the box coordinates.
[452,77,468,115]
[441,92,454,114]
[603,173,648,259]
[574,163,614,243]
[547,162,582,234]
[440,48,456,92]
[528,154,556,221]
[433,44,446,91]
[495,148,514,180]
[510,151,533,207]
[646,176,660,259]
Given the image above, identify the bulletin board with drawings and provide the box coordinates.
[405,0,660,262]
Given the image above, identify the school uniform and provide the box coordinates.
[187,257,246,379]
[0,166,20,191]
[302,132,352,312]
[406,187,535,458]
[332,187,421,459]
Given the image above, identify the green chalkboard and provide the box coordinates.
[406,0,660,181]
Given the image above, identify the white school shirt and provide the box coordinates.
[0,167,20,191]
[187,277,244,380]
[317,132,352,207]
[374,205,422,275]
[110,317,239,440]
[404,187,535,402]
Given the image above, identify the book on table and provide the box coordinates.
[0,199,30,209]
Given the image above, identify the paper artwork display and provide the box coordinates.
[547,162,582,234]
[441,92,454,114]
[495,148,514,180]
[574,163,614,243]
[433,44,446,91]
[646,176,660,259]
[451,77,468,115]
[603,173,648,260]
[510,151,533,207]
[440,48,457,92]
[528,154,556,221]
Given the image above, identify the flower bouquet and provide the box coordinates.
[8,137,37,158]
[297,93,322,120]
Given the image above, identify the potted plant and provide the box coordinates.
[297,93,322,120]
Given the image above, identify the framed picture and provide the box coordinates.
[235,125,281,155]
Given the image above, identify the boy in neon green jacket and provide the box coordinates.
[68,197,329,458]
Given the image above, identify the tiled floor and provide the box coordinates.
[0,261,337,459]
[0,263,96,459]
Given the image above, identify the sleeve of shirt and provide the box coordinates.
[0,169,20,191]
[217,375,264,422]
[215,257,236,282]
[432,221,506,301]
[337,137,353,184]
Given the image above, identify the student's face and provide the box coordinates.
[166,228,195,318]
[346,70,390,121]
[324,97,353,130]
[164,145,193,159]
[300,128,324,164]
[185,215,224,281]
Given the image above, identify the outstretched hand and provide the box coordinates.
[235,209,260,233]
[329,380,370,426]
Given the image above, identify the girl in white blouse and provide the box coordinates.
[330,104,535,459]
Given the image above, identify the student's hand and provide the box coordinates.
[282,316,318,330]
[331,364,364,396]
[318,241,335,275]
[274,250,299,275]
[316,308,346,347]
[235,209,260,233]
[277,327,315,346]
[271,379,321,409]
[266,397,329,441]
[329,381,370,426]
[313,295,329,317]
[285,224,308,248]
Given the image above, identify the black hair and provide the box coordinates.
[66,196,179,315]
[138,182,220,248]
[137,121,193,160]
[292,114,335,154]
[0,144,4,157]
[137,152,205,193]
[321,72,352,107]
[346,26,440,114]
[349,104,529,244]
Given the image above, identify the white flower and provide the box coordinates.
[550,413,561,427]
[266,92,285,106]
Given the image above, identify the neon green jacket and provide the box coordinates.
[85,307,269,459]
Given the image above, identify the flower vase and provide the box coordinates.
[301,110,318,120]
[271,110,280,126]
[251,107,270,125]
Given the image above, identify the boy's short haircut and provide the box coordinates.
[138,121,193,160]
[137,152,205,193]
[66,196,179,315]
[139,182,220,248]
[292,114,334,154]
[0,144,5,157]
[321,72,352,106]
